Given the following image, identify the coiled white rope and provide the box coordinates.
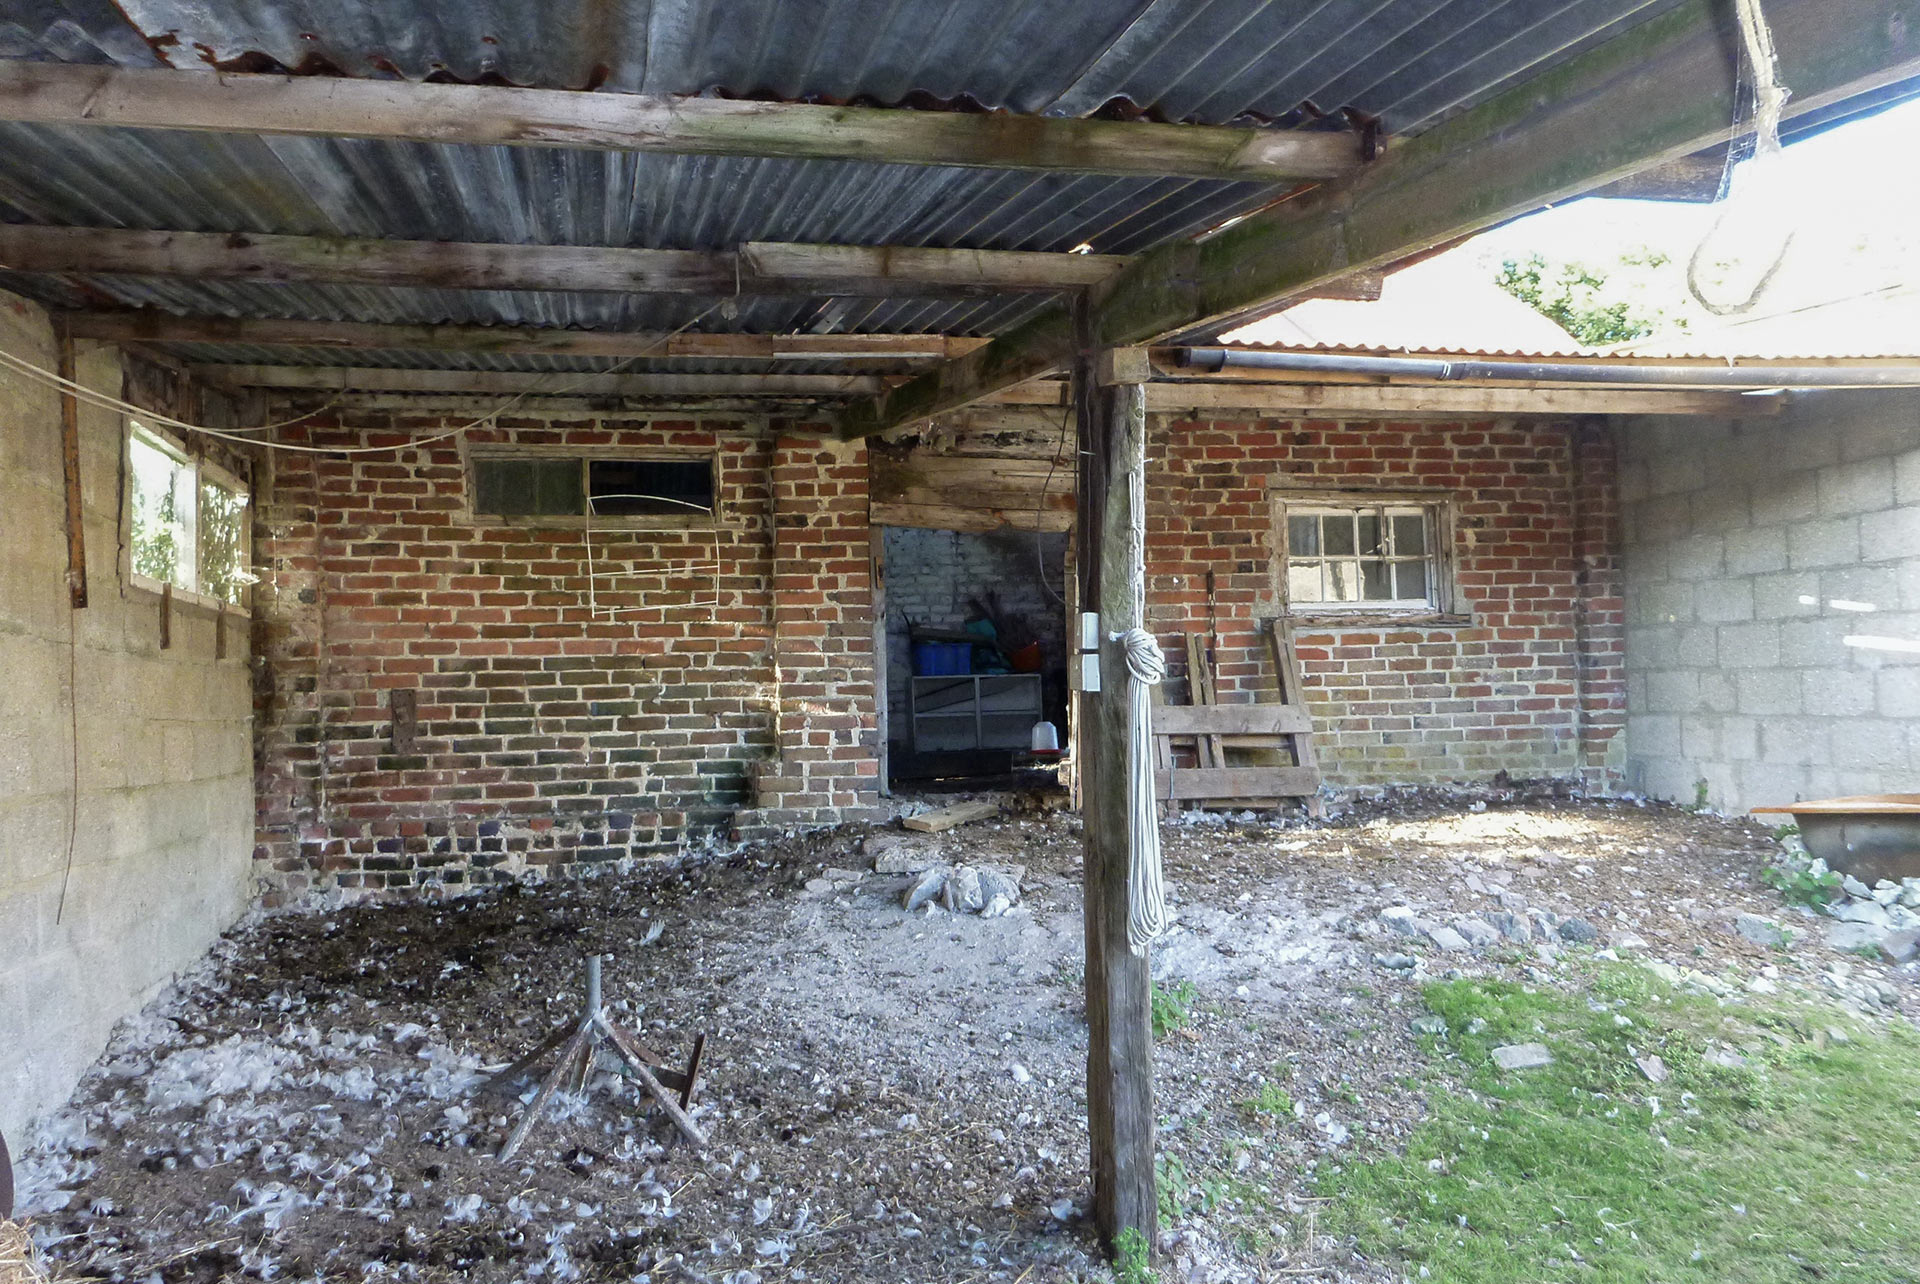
[1115,624,1168,954]
[1114,406,1169,956]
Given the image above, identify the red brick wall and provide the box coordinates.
[1144,415,1624,786]
[252,411,878,900]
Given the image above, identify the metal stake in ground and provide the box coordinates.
[482,953,708,1161]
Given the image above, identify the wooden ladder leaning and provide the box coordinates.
[1151,620,1322,814]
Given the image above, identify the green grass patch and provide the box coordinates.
[1322,965,1920,1282]
[1151,979,1197,1040]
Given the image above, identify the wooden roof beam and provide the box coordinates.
[0,61,1366,183]
[838,0,1920,438]
[62,312,995,361]
[0,226,1131,297]
[195,365,885,399]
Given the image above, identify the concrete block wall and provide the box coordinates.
[1619,390,1920,810]
[1145,415,1624,786]
[0,289,254,1141]
[879,525,1069,743]
[252,413,879,896]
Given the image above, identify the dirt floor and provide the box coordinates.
[16,783,1918,1283]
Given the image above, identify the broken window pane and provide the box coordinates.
[129,426,195,591]
[1325,561,1360,601]
[1287,561,1323,601]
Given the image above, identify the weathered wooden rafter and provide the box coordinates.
[0,61,1366,183]
[63,312,993,361]
[0,226,1126,297]
[837,0,1920,439]
[193,365,884,398]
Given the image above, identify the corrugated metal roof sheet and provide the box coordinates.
[4,0,1688,130]
[0,0,1911,371]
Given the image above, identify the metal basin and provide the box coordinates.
[1752,794,1920,884]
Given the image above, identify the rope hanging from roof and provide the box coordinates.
[1685,0,1794,316]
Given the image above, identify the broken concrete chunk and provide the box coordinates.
[1825,921,1885,954]
[1425,925,1471,952]
[1881,928,1920,965]
[977,868,1023,907]
[1453,918,1501,949]
[1735,912,1790,947]
[903,868,947,912]
[1830,899,1893,927]
[1556,917,1599,944]
[1491,1043,1554,1071]
[1611,932,1649,953]
[1702,1045,1747,1070]
[866,831,939,874]
[1486,911,1532,943]
[1380,906,1429,937]
[822,867,864,884]
[942,865,985,913]
[1635,1054,1669,1083]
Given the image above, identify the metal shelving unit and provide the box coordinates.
[908,673,1042,753]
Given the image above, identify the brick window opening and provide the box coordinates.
[470,453,717,523]
[127,421,252,606]
[1278,494,1451,615]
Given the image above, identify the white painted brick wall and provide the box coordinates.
[1620,390,1920,809]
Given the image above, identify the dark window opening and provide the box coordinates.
[588,458,715,517]
[471,455,716,521]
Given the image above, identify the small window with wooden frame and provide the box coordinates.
[463,444,722,529]
[1272,488,1460,622]
[124,420,253,610]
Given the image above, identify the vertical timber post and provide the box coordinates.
[56,322,88,609]
[1074,303,1156,1252]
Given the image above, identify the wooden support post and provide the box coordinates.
[1075,315,1156,1252]
[55,328,87,609]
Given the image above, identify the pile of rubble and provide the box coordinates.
[798,831,1027,918]
[1808,872,1920,962]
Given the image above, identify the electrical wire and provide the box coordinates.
[1032,398,1074,607]
[0,300,728,457]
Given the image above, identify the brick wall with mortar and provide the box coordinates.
[879,525,1069,745]
[1619,391,1920,811]
[1143,414,1625,786]
[252,413,878,897]
[0,288,254,1140]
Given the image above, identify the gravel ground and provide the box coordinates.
[15,784,1916,1283]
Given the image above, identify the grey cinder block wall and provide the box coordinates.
[1619,389,1920,811]
[0,290,255,1141]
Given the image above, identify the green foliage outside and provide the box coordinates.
[1495,247,1685,346]
[1320,966,1920,1282]
[129,433,189,588]
[199,480,251,604]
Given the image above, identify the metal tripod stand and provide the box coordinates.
[482,953,708,1161]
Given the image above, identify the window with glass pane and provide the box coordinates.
[129,425,197,592]
[199,478,252,605]
[1285,503,1439,609]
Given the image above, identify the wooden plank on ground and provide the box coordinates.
[1154,767,1321,800]
[901,799,1001,833]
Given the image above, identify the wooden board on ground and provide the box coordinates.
[902,799,1002,833]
